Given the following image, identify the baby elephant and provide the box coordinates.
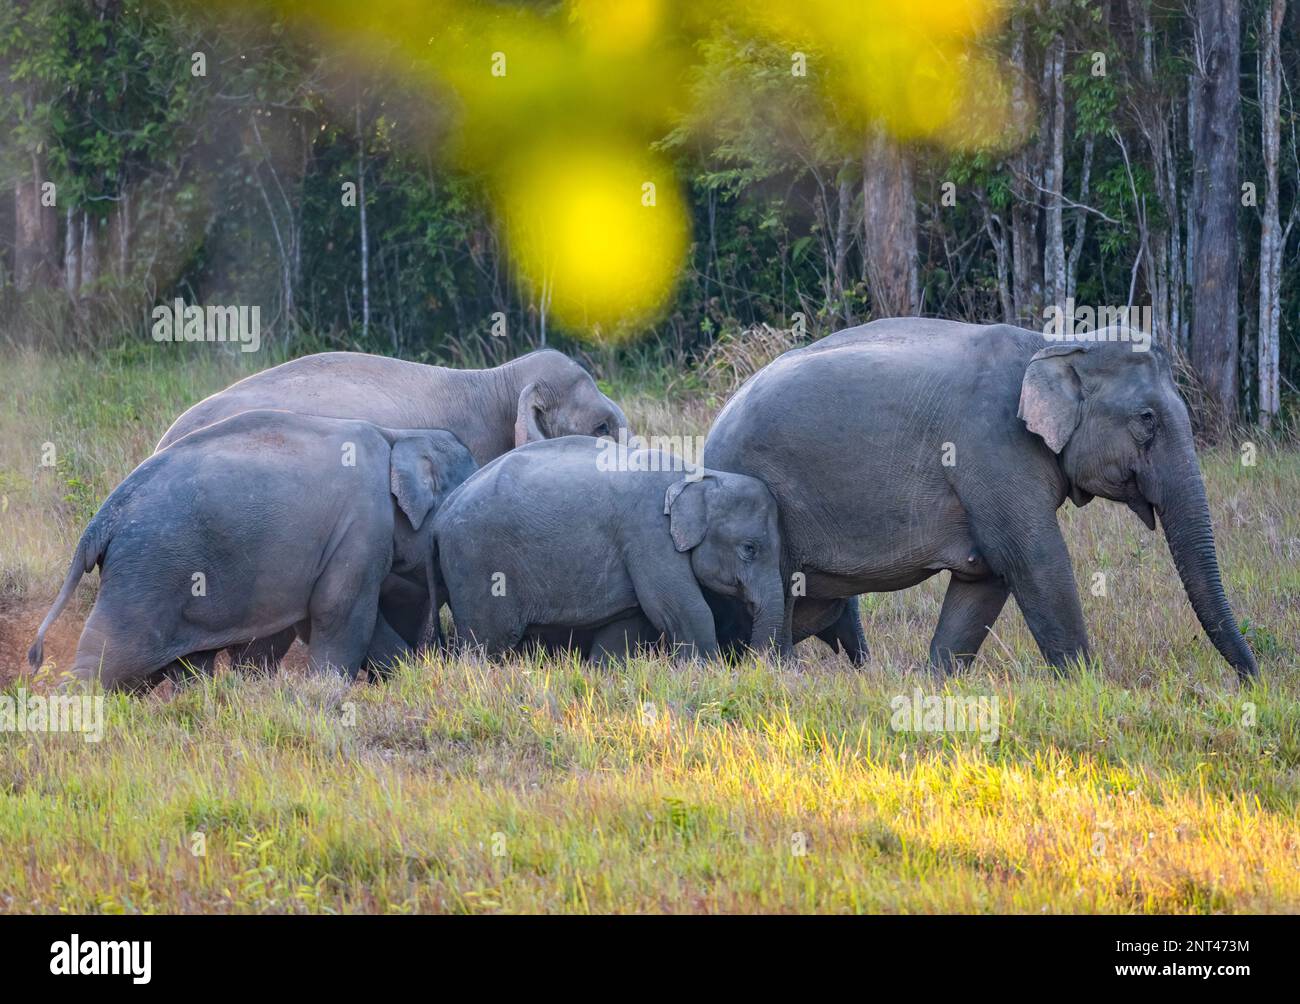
[433,436,785,660]
[30,410,476,689]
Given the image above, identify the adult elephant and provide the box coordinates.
[158,348,630,669]
[703,318,1258,680]
[30,412,477,689]
[158,348,629,461]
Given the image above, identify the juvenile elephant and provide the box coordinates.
[704,318,1259,680]
[156,347,630,669]
[29,411,476,689]
[433,436,785,660]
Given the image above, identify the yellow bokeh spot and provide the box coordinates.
[210,0,1018,344]
[736,0,1009,145]
[501,144,688,340]
[571,0,662,54]
[896,0,1003,40]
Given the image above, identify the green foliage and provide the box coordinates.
[0,0,1296,410]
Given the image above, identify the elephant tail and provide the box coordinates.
[28,520,108,670]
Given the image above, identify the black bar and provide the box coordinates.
[0,915,1281,989]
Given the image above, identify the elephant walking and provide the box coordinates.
[155,348,631,670]
[433,436,786,661]
[704,318,1258,680]
[29,411,476,689]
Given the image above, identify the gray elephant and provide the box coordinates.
[158,348,629,458]
[29,411,476,689]
[704,317,1258,680]
[516,615,667,665]
[156,347,630,669]
[433,436,785,660]
[706,590,867,664]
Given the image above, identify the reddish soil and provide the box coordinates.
[0,596,310,689]
[0,597,81,688]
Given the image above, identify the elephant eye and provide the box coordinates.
[593,421,611,438]
[739,541,758,562]
[1130,408,1157,443]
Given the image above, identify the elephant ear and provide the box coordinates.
[390,437,441,532]
[514,382,550,448]
[664,477,709,552]
[1018,344,1087,454]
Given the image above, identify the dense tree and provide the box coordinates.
[0,1,1295,430]
[1190,0,1243,429]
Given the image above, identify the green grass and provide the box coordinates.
[0,349,1297,913]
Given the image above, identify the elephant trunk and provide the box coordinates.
[746,577,785,656]
[1154,448,1257,680]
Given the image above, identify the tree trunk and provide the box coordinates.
[1183,72,1198,352]
[833,174,854,324]
[978,191,1015,323]
[1066,138,1093,305]
[1189,0,1242,431]
[1257,0,1285,430]
[1134,3,1174,344]
[1009,14,1042,324]
[13,152,59,291]
[63,206,80,296]
[356,100,370,341]
[1043,31,1067,314]
[79,212,99,294]
[861,130,917,317]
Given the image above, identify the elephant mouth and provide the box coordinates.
[1126,481,1156,530]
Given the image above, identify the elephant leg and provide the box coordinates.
[379,574,429,649]
[162,649,220,684]
[73,608,167,692]
[984,519,1089,672]
[703,588,750,661]
[815,598,869,666]
[589,613,662,666]
[929,576,1010,674]
[308,604,378,680]
[365,613,413,679]
[228,627,297,676]
[632,569,718,662]
[306,557,384,680]
[445,595,525,658]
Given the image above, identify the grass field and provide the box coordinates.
[0,346,1297,913]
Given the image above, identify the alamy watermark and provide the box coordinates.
[596,429,705,481]
[0,689,104,743]
[1043,299,1152,352]
[151,299,261,352]
[890,688,999,743]
[50,935,151,983]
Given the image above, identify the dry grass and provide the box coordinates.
[689,322,809,402]
[0,345,1297,914]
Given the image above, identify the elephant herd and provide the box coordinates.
[29,318,1259,690]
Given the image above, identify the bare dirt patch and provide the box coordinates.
[0,597,81,688]
[0,596,311,688]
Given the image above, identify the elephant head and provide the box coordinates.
[1018,338,1257,679]
[513,351,631,448]
[665,473,785,652]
